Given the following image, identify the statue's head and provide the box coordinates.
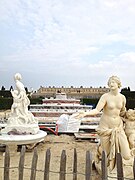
[14,73,22,81]
[107,76,121,88]
[126,109,135,121]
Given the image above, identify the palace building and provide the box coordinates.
[32,86,109,99]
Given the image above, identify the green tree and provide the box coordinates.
[9,86,13,91]
[1,86,5,91]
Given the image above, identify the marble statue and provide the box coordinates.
[1,73,39,135]
[75,76,134,178]
[125,109,135,149]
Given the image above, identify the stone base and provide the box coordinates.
[0,130,47,155]
[1,124,39,135]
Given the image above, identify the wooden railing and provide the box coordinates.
[1,146,135,180]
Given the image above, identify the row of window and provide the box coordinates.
[41,88,109,93]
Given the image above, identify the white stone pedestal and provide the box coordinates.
[0,130,47,155]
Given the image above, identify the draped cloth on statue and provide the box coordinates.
[96,123,131,171]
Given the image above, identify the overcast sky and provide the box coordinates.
[0,0,135,91]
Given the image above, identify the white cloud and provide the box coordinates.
[119,52,135,62]
[0,0,135,90]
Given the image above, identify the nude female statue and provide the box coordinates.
[76,76,131,170]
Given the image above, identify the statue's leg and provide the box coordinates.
[95,144,102,163]
[119,131,131,160]
[100,135,111,157]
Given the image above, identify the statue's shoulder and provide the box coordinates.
[102,92,109,98]
[120,93,126,101]
[99,93,108,101]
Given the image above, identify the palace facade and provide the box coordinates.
[32,86,109,99]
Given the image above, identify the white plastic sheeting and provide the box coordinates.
[56,113,81,132]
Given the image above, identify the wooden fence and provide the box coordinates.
[1,145,135,180]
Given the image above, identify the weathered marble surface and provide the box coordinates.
[1,73,39,135]
[124,109,135,149]
[75,76,135,178]
[0,130,47,154]
[0,130,47,144]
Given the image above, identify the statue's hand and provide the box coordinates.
[72,111,85,119]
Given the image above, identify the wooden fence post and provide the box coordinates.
[117,153,124,180]
[4,146,10,180]
[85,151,92,180]
[30,147,38,180]
[101,151,108,180]
[73,148,77,180]
[133,157,135,179]
[18,146,26,180]
[44,149,51,180]
[59,150,66,180]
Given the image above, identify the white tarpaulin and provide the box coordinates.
[56,113,81,132]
